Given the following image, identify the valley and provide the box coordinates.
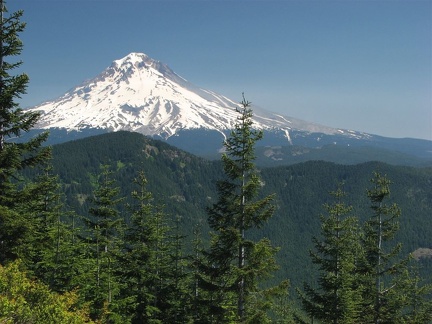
[2,2,431,321]
[42,131,432,295]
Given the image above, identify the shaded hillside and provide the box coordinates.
[45,131,432,292]
[255,144,432,167]
[258,161,432,289]
[16,128,432,167]
[50,131,222,230]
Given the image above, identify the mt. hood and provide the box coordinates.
[26,52,431,162]
[29,52,361,142]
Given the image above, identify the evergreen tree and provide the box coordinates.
[298,185,363,323]
[0,0,50,264]
[386,267,432,323]
[360,172,402,322]
[199,95,286,323]
[24,161,84,293]
[46,208,85,294]
[189,221,212,323]
[167,215,192,322]
[13,160,57,261]
[13,158,79,292]
[359,172,430,323]
[83,164,124,321]
[119,171,165,323]
[119,171,191,323]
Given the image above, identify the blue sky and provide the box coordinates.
[8,0,432,140]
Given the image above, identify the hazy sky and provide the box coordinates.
[8,0,432,140]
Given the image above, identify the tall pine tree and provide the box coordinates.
[0,0,50,264]
[118,171,191,323]
[199,95,286,323]
[15,159,62,278]
[83,164,124,321]
[22,160,83,294]
[358,172,430,323]
[298,185,363,324]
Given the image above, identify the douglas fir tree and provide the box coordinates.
[298,185,363,323]
[0,0,50,264]
[199,95,288,323]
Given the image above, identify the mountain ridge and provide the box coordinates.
[25,52,431,162]
[28,52,368,140]
[38,130,432,295]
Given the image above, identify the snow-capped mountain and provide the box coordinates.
[26,52,431,162]
[28,52,365,143]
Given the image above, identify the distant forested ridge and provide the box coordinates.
[38,131,432,291]
[6,130,432,322]
[3,3,431,320]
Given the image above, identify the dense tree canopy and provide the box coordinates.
[0,3,431,321]
[197,96,288,323]
[298,174,432,323]
[298,186,363,323]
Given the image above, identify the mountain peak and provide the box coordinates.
[109,52,153,73]
[27,53,356,141]
[112,52,153,69]
[109,52,181,84]
[114,52,149,64]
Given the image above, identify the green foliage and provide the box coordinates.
[258,161,432,294]
[0,124,430,322]
[0,260,93,323]
[50,131,221,239]
[0,1,50,265]
[118,171,192,323]
[82,164,125,321]
[37,131,432,312]
[298,173,432,323]
[199,96,287,322]
[359,172,415,322]
[0,204,26,262]
[14,160,61,273]
[12,158,87,300]
[0,2,49,181]
[0,5,431,322]
[298,185,363,323]
[387,267,432,323]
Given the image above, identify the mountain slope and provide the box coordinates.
[26,52,431,161]
[25,131,432,294]
[28,52,367,140]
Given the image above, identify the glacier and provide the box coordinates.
[27,52,367,144]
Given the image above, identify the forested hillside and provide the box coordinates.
[6,128,432,323]
[254,143,432,167]
[259,160,432,289]
[46,131,221,234]
[40,131,432,292]
[2,4,431,320]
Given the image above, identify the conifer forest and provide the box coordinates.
[0,4,431,323]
